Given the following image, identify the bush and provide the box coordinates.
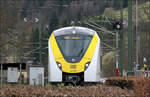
[105,77,150,97]
[105,77,134,89]
[102,51,116,77]
[134,77,150,97]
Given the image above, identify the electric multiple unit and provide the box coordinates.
[48,26,101,84]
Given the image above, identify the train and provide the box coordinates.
[48,26,101,84]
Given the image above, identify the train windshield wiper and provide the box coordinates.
[77,48,84,57]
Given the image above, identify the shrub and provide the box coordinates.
[134,77,150,97]
[105,77,134,89]
[105,77,150,97]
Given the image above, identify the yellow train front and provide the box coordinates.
[48,26,101,84]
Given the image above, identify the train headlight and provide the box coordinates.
[85,63,89,67]
[57,62,62,70]
[58,63,61,67]
[85,62,90,70]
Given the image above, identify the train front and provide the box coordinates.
[48,27,101,84]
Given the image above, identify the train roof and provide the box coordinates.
[53,26,96,36]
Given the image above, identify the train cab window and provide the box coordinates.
[55,34,93,63]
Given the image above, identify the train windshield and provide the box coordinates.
[55,34,93,62]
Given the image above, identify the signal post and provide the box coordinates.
[113,21,123,76]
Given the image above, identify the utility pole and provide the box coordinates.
[120,0,124,76]
[128,0,132,71]
[39,9,42,65]
[136,0,139,65]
